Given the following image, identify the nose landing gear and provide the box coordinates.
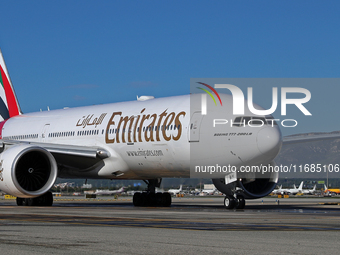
[224,196,245,209]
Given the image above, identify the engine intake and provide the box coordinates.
[213,162,279,199]
[0,144,58,198]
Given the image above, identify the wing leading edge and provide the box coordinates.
[0,140,110,159]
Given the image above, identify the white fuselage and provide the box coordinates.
[0,93,282,181]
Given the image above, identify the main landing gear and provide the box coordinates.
[224,195,245,209]
[133,178,171,207]
[16,191,53,206]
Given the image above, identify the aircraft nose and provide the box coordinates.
[257,126,282,159]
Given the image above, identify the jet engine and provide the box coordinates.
[0,144,58,198]
[212,162,279,208]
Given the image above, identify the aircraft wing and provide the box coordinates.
[0,140,110,159]
[283,133,340,145]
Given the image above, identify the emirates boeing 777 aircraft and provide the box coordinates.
[0,48,323,209]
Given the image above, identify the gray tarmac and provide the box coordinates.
[0,196,340,254]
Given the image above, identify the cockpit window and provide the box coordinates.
[249,117,266,126]
[233,117,243,127]
[233,116,278,127]
[265,115,278,125]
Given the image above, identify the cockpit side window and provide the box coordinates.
[233,116,278,126]
[250,117,266,125]
[233,117,243,127]
[265,115,278,125]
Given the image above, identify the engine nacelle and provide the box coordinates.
[0,144,58,198]
[213,162,279,199]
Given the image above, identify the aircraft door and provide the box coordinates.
[189,111,204,142]
[41,124,50,142]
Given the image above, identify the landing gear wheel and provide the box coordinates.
[132,178,172,207]
[133,192,142,206]
[162,192,171,207]
[155,192,163,205]
[146,192,156,206]
[19,192,53,207]
[16,197,24,206]
[133,192,172,207]
[25,198,35,206]
[43,192,53,206]
[224,196,236,209]
[235,197,245,209]
[133,192,147,206]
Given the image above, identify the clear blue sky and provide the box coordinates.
[0,1,339,136]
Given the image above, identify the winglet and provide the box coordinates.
[0,49,22,121]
